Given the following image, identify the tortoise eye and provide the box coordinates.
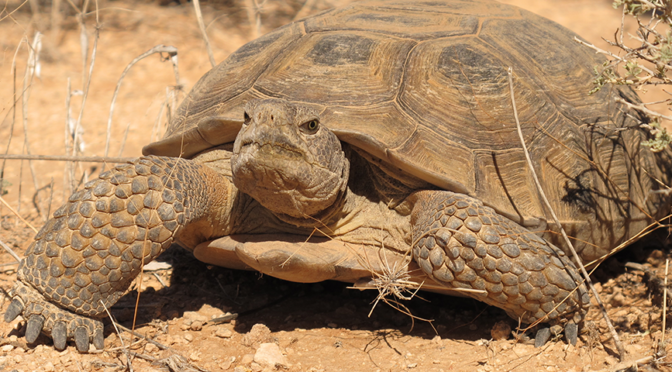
[301,119,320,134]
[243,112,251,124]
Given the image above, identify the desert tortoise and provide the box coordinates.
[5,0,672,352]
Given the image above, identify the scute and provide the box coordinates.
[143,0,672,262]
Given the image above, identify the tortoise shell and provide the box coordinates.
[143,0,672,262]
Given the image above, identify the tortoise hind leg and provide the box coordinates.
[5,156,234,351]
[410,190,590,344]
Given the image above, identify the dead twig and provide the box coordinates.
[0,154,134,162]
[100,300,134,371]
[507,67,625,360]
[103,45,179,163]
[192,0,215,68]
[0,195,38,234]
[20,33,43,221]
[0,239,22,262]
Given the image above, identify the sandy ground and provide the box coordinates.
[0,0,671,371]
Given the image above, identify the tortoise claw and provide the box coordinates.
[6,281,104,352]
[93,327,105,350]
[52,322,67,351]
[25,315,45,344]
[565,322,578,346]
[74,327,89,353]
[4,298,24,323]
[534,327,551,348]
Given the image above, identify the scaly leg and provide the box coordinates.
[5,156,234,351]
[411,190,590,345]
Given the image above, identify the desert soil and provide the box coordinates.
[0,0,671,371]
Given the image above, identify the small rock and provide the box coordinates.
[490,320,511,341]
[189,351,201,362]
[215,327,233,338]
[407,363,418,368]
[241,353,255,365]
[1,345,14,352]
[250,362,263,372]
[254,343,288,368]
[184,311,208,323]
[184,333,194,342]
[610,293,626,307]
[430,335,442,345]
[242,324,272,347]
[145,343,159,353]
[190,321,204,331]
[43,362,55,372]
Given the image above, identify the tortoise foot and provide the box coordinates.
[534,327,551,347]
[534,322,578,347]
[5,281,104,352]
[411,191,591,328]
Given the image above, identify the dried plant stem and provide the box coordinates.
[507,67,625,360]
[0,154,133,162]
[0,38,24,199]
[244,0,262,39]
[0,0,29,23]
[50,0,62,41]
[64,78,74,198]
[103,45,179,162]
[663,259,669,344]
[192,0,215,68]
[100,300,134,371]
[293,0,317,21]
[0,195,37,234]
[0,239,23,262]
[22,33,44,220]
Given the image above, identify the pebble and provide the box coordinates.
[184,311,208,323]
[145,343,159,353]
[1,345,14,352]
[490,320,511,340]
[184,333,194,342]
[215,327,233,338]
[254,343,289,368]
[190,321,204,331]
[241,353,255,365]
[242,324,272,347]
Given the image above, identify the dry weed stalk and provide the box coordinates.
[103,45,180,164]
[192,0,216,68]
[507,68,625,359]
[20,32,43,220]
[100,300,134,371]
[244,0,264,39]
[578,0,672,151]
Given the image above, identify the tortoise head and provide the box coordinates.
[231,99,349,223]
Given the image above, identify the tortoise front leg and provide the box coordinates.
[410,190,590,345]
[5,156,234,352]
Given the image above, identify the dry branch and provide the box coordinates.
[0,154,134,163]
[0,195,38,234]
[0,239,23,262]
[103,45,179,161]
[192,0,215,68]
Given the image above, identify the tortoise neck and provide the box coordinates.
[270,148,351,229]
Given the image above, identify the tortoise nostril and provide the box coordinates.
[271,115,274,121]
